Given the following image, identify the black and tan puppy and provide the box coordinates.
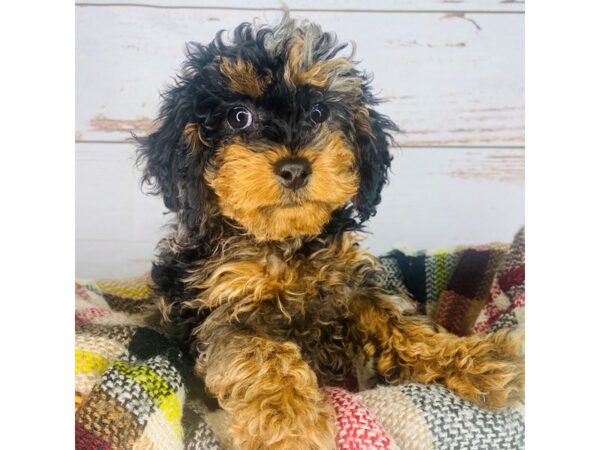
[137,14,523,450]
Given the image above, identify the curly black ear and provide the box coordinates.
[135,82,209,234]
[353,108,398,222]
[136,86,186,211]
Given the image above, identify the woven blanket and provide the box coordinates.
[75,228,524,450]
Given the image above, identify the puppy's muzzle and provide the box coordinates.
[274,157,312,191]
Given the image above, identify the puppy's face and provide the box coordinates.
[202,51,366,241]
[138,17,397,241]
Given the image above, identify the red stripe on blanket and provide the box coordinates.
[75,283,92,301]
[472,290,524,334]
[75,307,112,324]
[75,424,112,450]
[324,387,393,450]
[499,266,525,292]
[435,290,471,335]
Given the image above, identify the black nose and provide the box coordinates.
[274,158,312,190]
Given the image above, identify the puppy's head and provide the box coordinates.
[138,14,397,242]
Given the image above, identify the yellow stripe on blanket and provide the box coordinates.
[113,360,183,437]
[96,275,152,299]
[75,349,110,374]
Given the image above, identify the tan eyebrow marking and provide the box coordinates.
[219,57,273,98]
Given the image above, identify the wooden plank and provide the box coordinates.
[75,142,167,244]
[76,1,525,13]
[76,142,524,277]
[364,146,524,255]
[76,7,524,147]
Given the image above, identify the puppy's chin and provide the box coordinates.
[227,200,341,241]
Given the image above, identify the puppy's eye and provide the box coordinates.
[227,106,253,130]
[310,103,330,124]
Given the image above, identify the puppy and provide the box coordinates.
[137,14,523,450]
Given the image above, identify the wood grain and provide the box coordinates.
[76,1,525,13]
[75,6,524,147]
[75,143,524,277]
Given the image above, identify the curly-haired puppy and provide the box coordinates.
[137,14,523,450]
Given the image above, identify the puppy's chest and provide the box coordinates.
[188,239,378,383]
[202,254,353,308]
[192,239,376,313]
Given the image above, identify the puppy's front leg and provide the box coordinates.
[195,327,336,450]
[350,291,524,409]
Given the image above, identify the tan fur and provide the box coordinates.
[350,293,524,410]
[183,233,379,322]
[354,106,374,139]
[197,328,336,450]
[206,130,358,241]
[219,57,273,97]
[183,122,205,154]
[284,37,356,92]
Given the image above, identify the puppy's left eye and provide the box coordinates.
[310,104,330,124]
[227,106,253,130]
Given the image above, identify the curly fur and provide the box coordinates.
[199,328,336,450]
[136,12,523,449]
[350,294,524,410]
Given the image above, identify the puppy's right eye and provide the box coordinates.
[227,106,253,130]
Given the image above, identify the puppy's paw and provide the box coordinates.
[374,325,524,410]
[445,328,524,409]
[230,392,336,450]
[204,334,337,449]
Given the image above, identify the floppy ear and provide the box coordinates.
[137,86,186,211]
[135,82,209,233]
[353,108,398,222]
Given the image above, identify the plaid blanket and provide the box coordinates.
[75,228,524,450]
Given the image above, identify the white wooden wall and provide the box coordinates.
[75,0,525,278]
